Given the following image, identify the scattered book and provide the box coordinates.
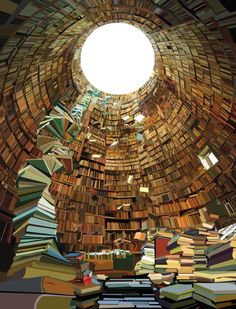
[160,284,193,301]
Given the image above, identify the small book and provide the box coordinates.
[140,187,149,193]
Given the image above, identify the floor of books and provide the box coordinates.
[0,223,236,308]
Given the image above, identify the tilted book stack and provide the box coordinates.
[193,283,236,308]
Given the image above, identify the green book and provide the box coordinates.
[194,283,236,302]
[160,284,193,301]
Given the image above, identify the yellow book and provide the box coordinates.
[22,266,76,281]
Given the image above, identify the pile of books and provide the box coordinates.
[179,228,220,281]
[150,223,236,287]
[219,224,236,241]
[154,230,177,274]
[166,233,194,281]
[134,240,155,274]
[159,284,196,309]
[59,252,102,308]
[98,277,161,308]
[8,155,73,278]
[64,252,92,284]
[193,283,236,308]
[164,225,221,282]
[207,235,236,272]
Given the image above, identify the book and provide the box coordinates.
[160,284,193,301]
[0,277,75,295]
[155,237,170,257]
[0,293,76,309]
[11,264,77,282]
[74,282,101,296]
[193,283,236,302]
[193,270,236,282]
[158,297,196,309]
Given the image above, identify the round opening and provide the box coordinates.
[80,23,155,95]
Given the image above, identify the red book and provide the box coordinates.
[155,238,170,258]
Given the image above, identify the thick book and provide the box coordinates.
[0,293,76,309]
[160,284,193,301]
[159,297,196,309]
[193,292,236,308]
[155,238,170,257]
[74,282,101,296]
[0,277,74,295]
[194,283,236,302]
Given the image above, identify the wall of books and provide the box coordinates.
[0,0,235,267]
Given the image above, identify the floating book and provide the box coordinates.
[139,187,149,193]
[91,154,102,158]
[134,114,145,122]
[121,115,130,122]
[109,140,119,148]
[136,132,144,142]
[127,175,134,184]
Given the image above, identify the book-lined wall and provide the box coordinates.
[0,0,92,221]
[76,0,192,31]
[0,0,235,264]
[0,0,234,213]
[149,21,235,209]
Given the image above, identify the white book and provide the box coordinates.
[140,187,149,193]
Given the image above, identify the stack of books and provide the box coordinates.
[0,275,101,309]
[135,241,155,274]
[98,277,161,308]
[193,283,236,308]
[167,233,194,280]
[184,227,219,273]
[159,284,196,309]
[163,225,221,282]
[219,224,236,241]
[64,252,93,284]
[9,156,73,278]
[154,231,180,275]
[155,254,181,274]
[207,236,236,272]
[74,281,101,309]
[63,251,102,308]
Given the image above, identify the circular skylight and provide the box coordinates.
[80,23,155,95]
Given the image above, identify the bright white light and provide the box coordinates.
[80,23,155,95]
[134,114,145,122]
[209,152,218,165]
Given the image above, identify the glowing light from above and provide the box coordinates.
[80,23,155,95]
